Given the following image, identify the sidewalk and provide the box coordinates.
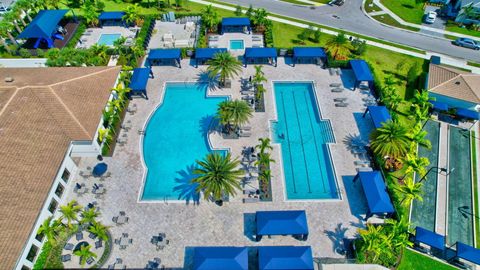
[190,0,480,74]
[367,0,480,42]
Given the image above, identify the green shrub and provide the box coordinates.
[326,54,349,68]
[33,241,52,270]
[36,49,45,58]
[351,38,367,56]
[264,20,274,48]
[18,48,31,58]
[66,21,86,48]
[137,15,154,49]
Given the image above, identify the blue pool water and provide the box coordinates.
[97,34,121,46]
[230,39,244,50]
[142,83,227,201]
[273,82,338,200]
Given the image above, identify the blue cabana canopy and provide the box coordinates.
[244,48,278,67]
[258,246,314,270]
[222,17,250,26]
[194,247,248,270]
[292,47,326,66]
[195,48,227,67]
[456,242,480,265]
[147,49,182,67]
[350,60,374,90]
[415,227,445,251]
[355,171,394,216]
[456,108,480,120]
[129,68,152,99]
[430,100,449,111]
[222,17,251,33]
[99,11,125,21]
[255,210,308,240]
[365,106,391,129]
[18,10,69,40]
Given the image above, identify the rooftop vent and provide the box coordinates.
[455,81,461,85]
[4,77,14,83]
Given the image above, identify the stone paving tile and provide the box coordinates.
[63,59,377,269]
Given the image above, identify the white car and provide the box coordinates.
[425,11,437,24]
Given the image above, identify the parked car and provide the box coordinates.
[424,11,437,24]
[328,0,345,6]
[453,38,480,50]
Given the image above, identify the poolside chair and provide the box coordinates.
[87,257,95,265]
[329,68,335,76]
[76,232,83,241]
[354,160,371,166]
[128,238,133,244]
[122,232,129,237]
[61,254,71,262]
[334,98,347,102]
[239,131,252,137]
[243,197,260,203]
[331,88,344,93]
[64,243,74,250]
[335,102,349,107]
[330,83,342,87]
[95,240,103,249]
[114,239,121,245]
[116,258,123,264]
[89,232,96,239]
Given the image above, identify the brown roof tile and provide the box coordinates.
[0,66,120,269]
[428,64,480,104]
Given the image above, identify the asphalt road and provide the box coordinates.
[217,0,480,62]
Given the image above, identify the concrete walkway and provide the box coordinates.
[190,0,480,74]
[435,122,449,235]
[368,0,480,42]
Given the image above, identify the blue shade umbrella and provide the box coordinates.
[92,162,108,177]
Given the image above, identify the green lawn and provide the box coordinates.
[380,0,425,24]
[446,21,480,38]
[397,249,456,270]
[364,0,382,13]
[372,14,420,31]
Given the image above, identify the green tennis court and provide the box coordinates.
[411,121,440,232]
[447,126,474,246]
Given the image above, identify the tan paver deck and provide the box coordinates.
[63,59,379,269]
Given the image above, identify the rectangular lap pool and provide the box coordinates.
[230,39,244,50]
[272,82,338,200]
[97,33,121,46]
[141,83,227,201]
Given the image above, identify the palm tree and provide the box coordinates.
[412,90,433,110]
[460,3,479,21]
[325,33,353,60]
[370,120,410,158]
[123,4,141,26]
[217,100,253,133]
[394,177,423,206]
[4,12,22,34]
[252,8,269,32]
[88,221,109,241]
[234,5,243,16]
[73,244,97,266]
[381,86,402,111]
[259,169,271,185]
[80,207,99,225]
[409,123,431,149]
[256,137,273,154]
[113,36,127,55]
[0,21,17,45]
[192,152,244,205]
[255,152,275,169]
[358,224,391,262]
[82,3,100,27]
[201,5,219,32]
[409,103,430,123]
[252,65,267,85]
[384,219,413,249]
[37,216,61,243]
[207,52,243,86]
[403,153,430,177]
[90,44,108,61]
[59,200,82,228]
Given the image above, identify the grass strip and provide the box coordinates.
[364,0,382,13]
[372,14,420,32]
[379,0,424,24]
[397,248,457,270]
[202,0,426,54]
[468,61,480,68]
[472,131,480,248]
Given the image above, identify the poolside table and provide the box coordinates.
[116,215,127,224]
[119,237,130,246]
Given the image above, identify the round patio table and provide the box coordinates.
[92,162,108,177]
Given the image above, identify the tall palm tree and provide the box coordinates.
[80,207,99,225]
[37,216,61,243]
[412,90,433,111]
[82,3,100,27]
[259,169,271,185]
[409,123,431,149]
[201,5,219,32]
[123,4,141,26]
[4,12,22,33]
[252,8,269,32]
[381,86,402,111]
[409,103,430,123]
[192,152,244,205]
[255,152,275,169]
[16,0,33,22]
[252,65,267,85]
[325,33,353,60]
[394,177,423,206]
[73,244,97,266]
[256,137,273,154]
[370,120,410,158]
[88,221,109,241]
[403,153,430,177]
[217,100,253,133]
[207,52,243,86]
[0,21,17,45]
[59,200,82,228]
[90,44,108,61]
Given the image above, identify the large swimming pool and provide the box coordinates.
[142,83,227,201]
[272,82,338,200]
[97,34,121,46]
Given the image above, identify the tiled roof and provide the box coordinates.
[0,66,120,269]
[427,64,480,104]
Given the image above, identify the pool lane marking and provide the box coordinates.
[303,91,327,193]
[280,90,297,193]
[292,91,312,193]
